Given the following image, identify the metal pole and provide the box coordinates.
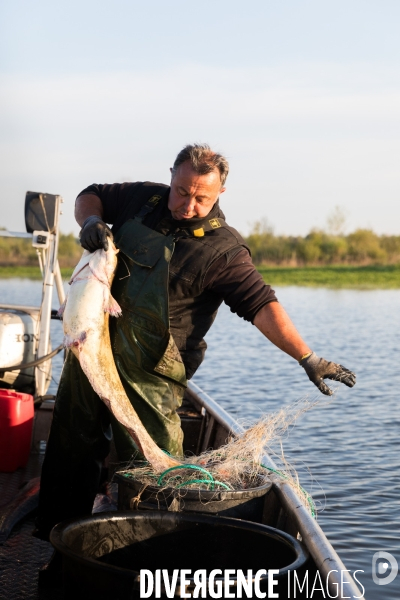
[35,234,55,397]
[54,260,65,305]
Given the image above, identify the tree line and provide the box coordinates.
[1,223,400,268]
[245,221,400,266]
[0,232,82,268]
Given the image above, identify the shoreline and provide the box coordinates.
[257,264,400,288]
[0,266,74,280]
[1,264,400,288]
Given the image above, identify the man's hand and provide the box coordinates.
[300,351,356,396]
[79,216,113,252]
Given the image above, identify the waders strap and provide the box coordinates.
[135,195,163,221]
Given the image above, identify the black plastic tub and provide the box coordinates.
[50,511,309,599]
[115,471,272,522]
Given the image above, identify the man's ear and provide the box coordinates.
[219,187,226,195]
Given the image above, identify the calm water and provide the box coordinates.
[1,281,399,599]
[194,287,400,600]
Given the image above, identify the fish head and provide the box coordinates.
[88,242,119,287]
[103,242,119,282]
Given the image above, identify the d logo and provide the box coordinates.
[372,551,398,585]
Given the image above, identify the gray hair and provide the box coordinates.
[172,143,229,187]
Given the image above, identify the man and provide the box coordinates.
[35,143,355,549]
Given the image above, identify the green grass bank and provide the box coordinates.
[1,264,400,288]
[257,264,400,288]
[0,266,74,280]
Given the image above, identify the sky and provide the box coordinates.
[1,0,399,237]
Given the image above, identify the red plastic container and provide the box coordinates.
[0,389,34,472]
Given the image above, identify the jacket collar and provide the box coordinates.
[176,199,224,222]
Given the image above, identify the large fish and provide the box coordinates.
[59,242,180,472]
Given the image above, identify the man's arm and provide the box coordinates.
[253,302,356,395]
[206,249,356,395]
[75,193,104,227]
[253,301,311,361]
[75,193,113,252]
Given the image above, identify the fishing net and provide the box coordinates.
[118,393,334,517]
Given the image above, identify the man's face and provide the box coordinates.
[168,161,226,220]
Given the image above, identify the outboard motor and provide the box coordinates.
[0,307,51,395]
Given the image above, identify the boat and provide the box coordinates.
[0,192,365,599]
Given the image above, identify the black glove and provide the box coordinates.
[300,351,356,396]
[79,216,113,252]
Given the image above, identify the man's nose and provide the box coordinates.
[184,196,196,211]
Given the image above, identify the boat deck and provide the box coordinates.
[0,393,205,600]
[0,453,62,600]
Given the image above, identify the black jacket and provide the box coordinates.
[79,181,276,378]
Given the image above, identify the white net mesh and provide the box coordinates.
[118,394,332,516]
